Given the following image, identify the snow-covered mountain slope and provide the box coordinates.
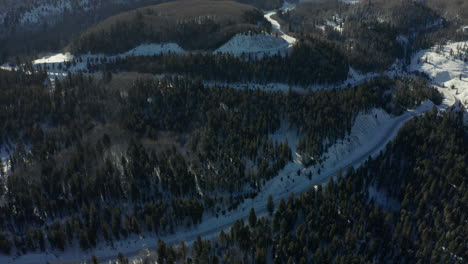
[215,33,289,56]
[30,43,184,72]
[410,41,468,109]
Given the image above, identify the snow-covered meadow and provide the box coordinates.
[410,41,468,109]
[215,33,289,56]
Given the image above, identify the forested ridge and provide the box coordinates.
[129,109,467,264]
[85,38,349,85]
[0,0,282,59]
[0,68,441,256]
[67,0,271,54]
[276,0,468,72]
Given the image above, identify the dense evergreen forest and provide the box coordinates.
[126,109,467,264]
[0,68,441,255]
[0,0,467,262]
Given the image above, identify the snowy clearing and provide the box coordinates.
[340,0,362,3]
[215,33,289,56]
[410,41,468,109]
[31,43,185,73]
[33,53,74,64]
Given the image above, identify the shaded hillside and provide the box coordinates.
[0,0,280,60]
[0,68,441,256]
[67,0,271,54]
[0,0,170,60]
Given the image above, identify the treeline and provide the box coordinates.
[89,38,349,85]
[133,108,467,264]
[0,69,441,255]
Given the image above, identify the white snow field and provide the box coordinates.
[33,53,74,64]
[31,43,185,74]
[120,43,184,57]
[0,99,440,264]
[215,33,289,56]
[410,41,468,109]
[34,43,184,65]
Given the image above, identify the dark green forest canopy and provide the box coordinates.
[0,0,466,262]
[0,69,442,255]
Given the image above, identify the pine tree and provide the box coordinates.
[157,239,167,263]
[91,255,99,264]
[249,208,257,228]
[267,195,275,215]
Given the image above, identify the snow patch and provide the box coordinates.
[410,41,468,109]
[120,43,184,57]
[216,33,289,56]
[32,43,185,75]
[33,53,74,64]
